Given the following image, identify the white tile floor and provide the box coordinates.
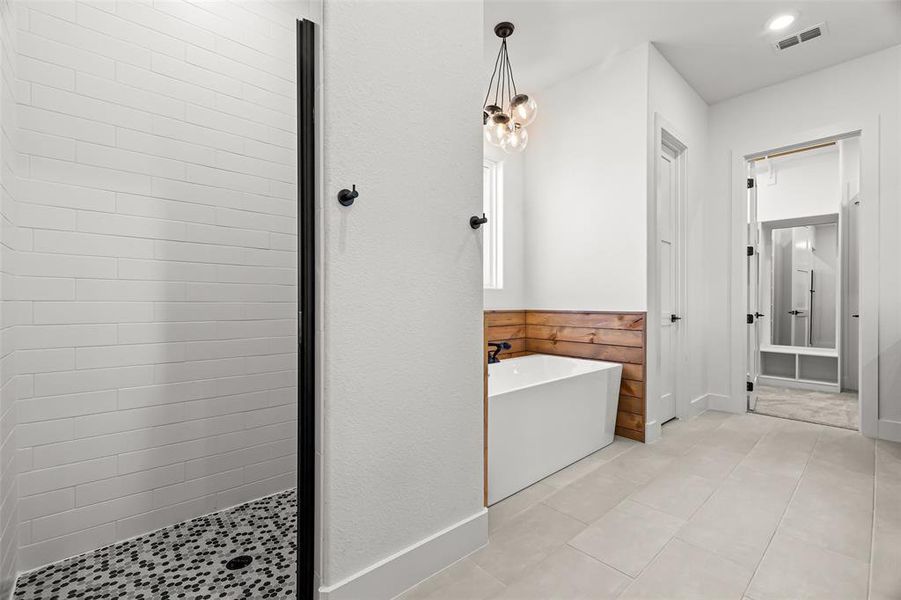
[397,411,901,600]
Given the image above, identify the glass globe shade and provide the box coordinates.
[483,104,502,125]
[502,124,528,153]
[510,94,538,127]
[484,112,511,147]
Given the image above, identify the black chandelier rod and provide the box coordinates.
[505,41,518,97]
[483,36,519,112]
[496,39,504,108]
[483,38,505,110]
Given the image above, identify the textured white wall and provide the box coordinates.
[706,46,900,425]
[319,0,485,588]
[9,0,310,572]
[523,44,649,311]
[0,0,19,594]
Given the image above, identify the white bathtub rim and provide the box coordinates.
[488,353,622,397]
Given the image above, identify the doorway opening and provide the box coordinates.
[745,136,860,430]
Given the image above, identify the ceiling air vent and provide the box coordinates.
[774,22,828,52]
[799,26,822,42]
[777,36,800,50]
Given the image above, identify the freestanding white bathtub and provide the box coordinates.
[487,353,622,505]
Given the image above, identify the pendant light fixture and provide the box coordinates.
[483,22,537,153]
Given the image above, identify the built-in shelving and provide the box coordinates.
[759,344,839,392]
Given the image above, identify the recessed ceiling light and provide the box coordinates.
[768,14,797,31]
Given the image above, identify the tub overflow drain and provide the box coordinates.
[225,555,253,570]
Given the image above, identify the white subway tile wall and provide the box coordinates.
[0,0,21,594]
[9,0,304,573]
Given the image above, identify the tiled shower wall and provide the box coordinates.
[8,0,303,572]
[0,0,20,593]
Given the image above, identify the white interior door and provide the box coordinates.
[658,143,679,424]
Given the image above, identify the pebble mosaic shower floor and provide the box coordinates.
[13,488,296,600]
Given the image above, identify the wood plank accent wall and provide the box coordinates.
[484,310,529,359]
[484,310,647,443]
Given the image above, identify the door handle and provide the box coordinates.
[754,312,765,318]
[670,314,681,323]
[851,314,859,318]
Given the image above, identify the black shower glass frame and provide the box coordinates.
[296,18,316,600]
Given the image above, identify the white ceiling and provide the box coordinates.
[483,1,901,103]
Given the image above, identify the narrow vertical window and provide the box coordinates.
[483,159,503,289]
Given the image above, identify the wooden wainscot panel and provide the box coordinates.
[485,324,526,343]
[484,310,529,360]
[615,411,644,432]
[622,363,644,382]
[526,311,644,330]
[524,338,643,364]
[525,324,643,347]
[485,310,526,327]
[620,379,644,399]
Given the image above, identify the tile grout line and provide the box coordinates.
[609,414,754,593]
[866,440,878,600]
[740,424,822,598]
[650,417,774,578]
[565,541,636,582]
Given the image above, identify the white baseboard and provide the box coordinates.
[685,394,709,418]
[705,393,742,414]
[877,419,901,443]
[318,508,488,600]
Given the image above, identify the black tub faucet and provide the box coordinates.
[488,341,511,364]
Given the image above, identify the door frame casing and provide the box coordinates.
[646,114,689,442]
[726,119,879,438]
[297,18,316,600]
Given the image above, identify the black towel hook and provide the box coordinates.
[338,185,359,206]
[470,213,488,229]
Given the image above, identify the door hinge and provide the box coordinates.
[747,381,754,392]
[747,245,755,256]
[747,314,754,324]
[747,178,755,189]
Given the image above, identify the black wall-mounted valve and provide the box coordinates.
[338,185,359,206]
[470,213,488,229]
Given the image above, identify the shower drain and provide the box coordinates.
[225,555,254,571]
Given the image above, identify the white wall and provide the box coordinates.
[523,44,649,311]
[0,0,19,594]
[645,44,709,436]
[505,44,709,441]
[755,147,841,222]
[8,0,310,572]
[483,143,525,310]
[318,0,485,597]
[706,46,901,434]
